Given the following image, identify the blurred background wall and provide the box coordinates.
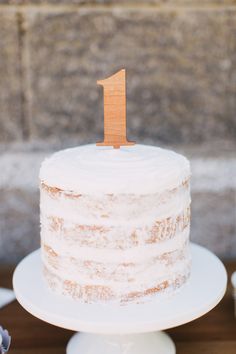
[0,0,235,263]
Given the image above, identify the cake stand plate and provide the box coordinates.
[13,244,227,354]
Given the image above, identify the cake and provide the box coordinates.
[40,144,191,304]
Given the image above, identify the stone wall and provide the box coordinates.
[0,1,235,263]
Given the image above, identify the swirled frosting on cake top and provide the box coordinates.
[40,144,190,195]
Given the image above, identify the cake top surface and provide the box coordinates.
[40,144,190,195]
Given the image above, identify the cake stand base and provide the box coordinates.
[13,244,227,354]
[67,332,175,354]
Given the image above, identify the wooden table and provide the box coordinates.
[0,262,235,354]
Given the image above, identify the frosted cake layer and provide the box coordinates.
[40,144,191,304]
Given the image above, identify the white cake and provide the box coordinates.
[40,144,191,304]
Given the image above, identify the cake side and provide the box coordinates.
[40,182,191,303]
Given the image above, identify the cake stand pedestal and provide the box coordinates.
[13,244,227,354]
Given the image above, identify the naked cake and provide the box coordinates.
[40,143,191,304]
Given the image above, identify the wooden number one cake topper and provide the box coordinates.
[96,69,135,149]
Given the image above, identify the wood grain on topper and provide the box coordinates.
[96,69,135,149]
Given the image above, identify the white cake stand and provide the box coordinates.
[13,243,227,354]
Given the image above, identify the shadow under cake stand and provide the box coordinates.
[13,243,227,354]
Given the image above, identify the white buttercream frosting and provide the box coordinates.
[40,144,190,195]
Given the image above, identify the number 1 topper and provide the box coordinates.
[96,69,135,149]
